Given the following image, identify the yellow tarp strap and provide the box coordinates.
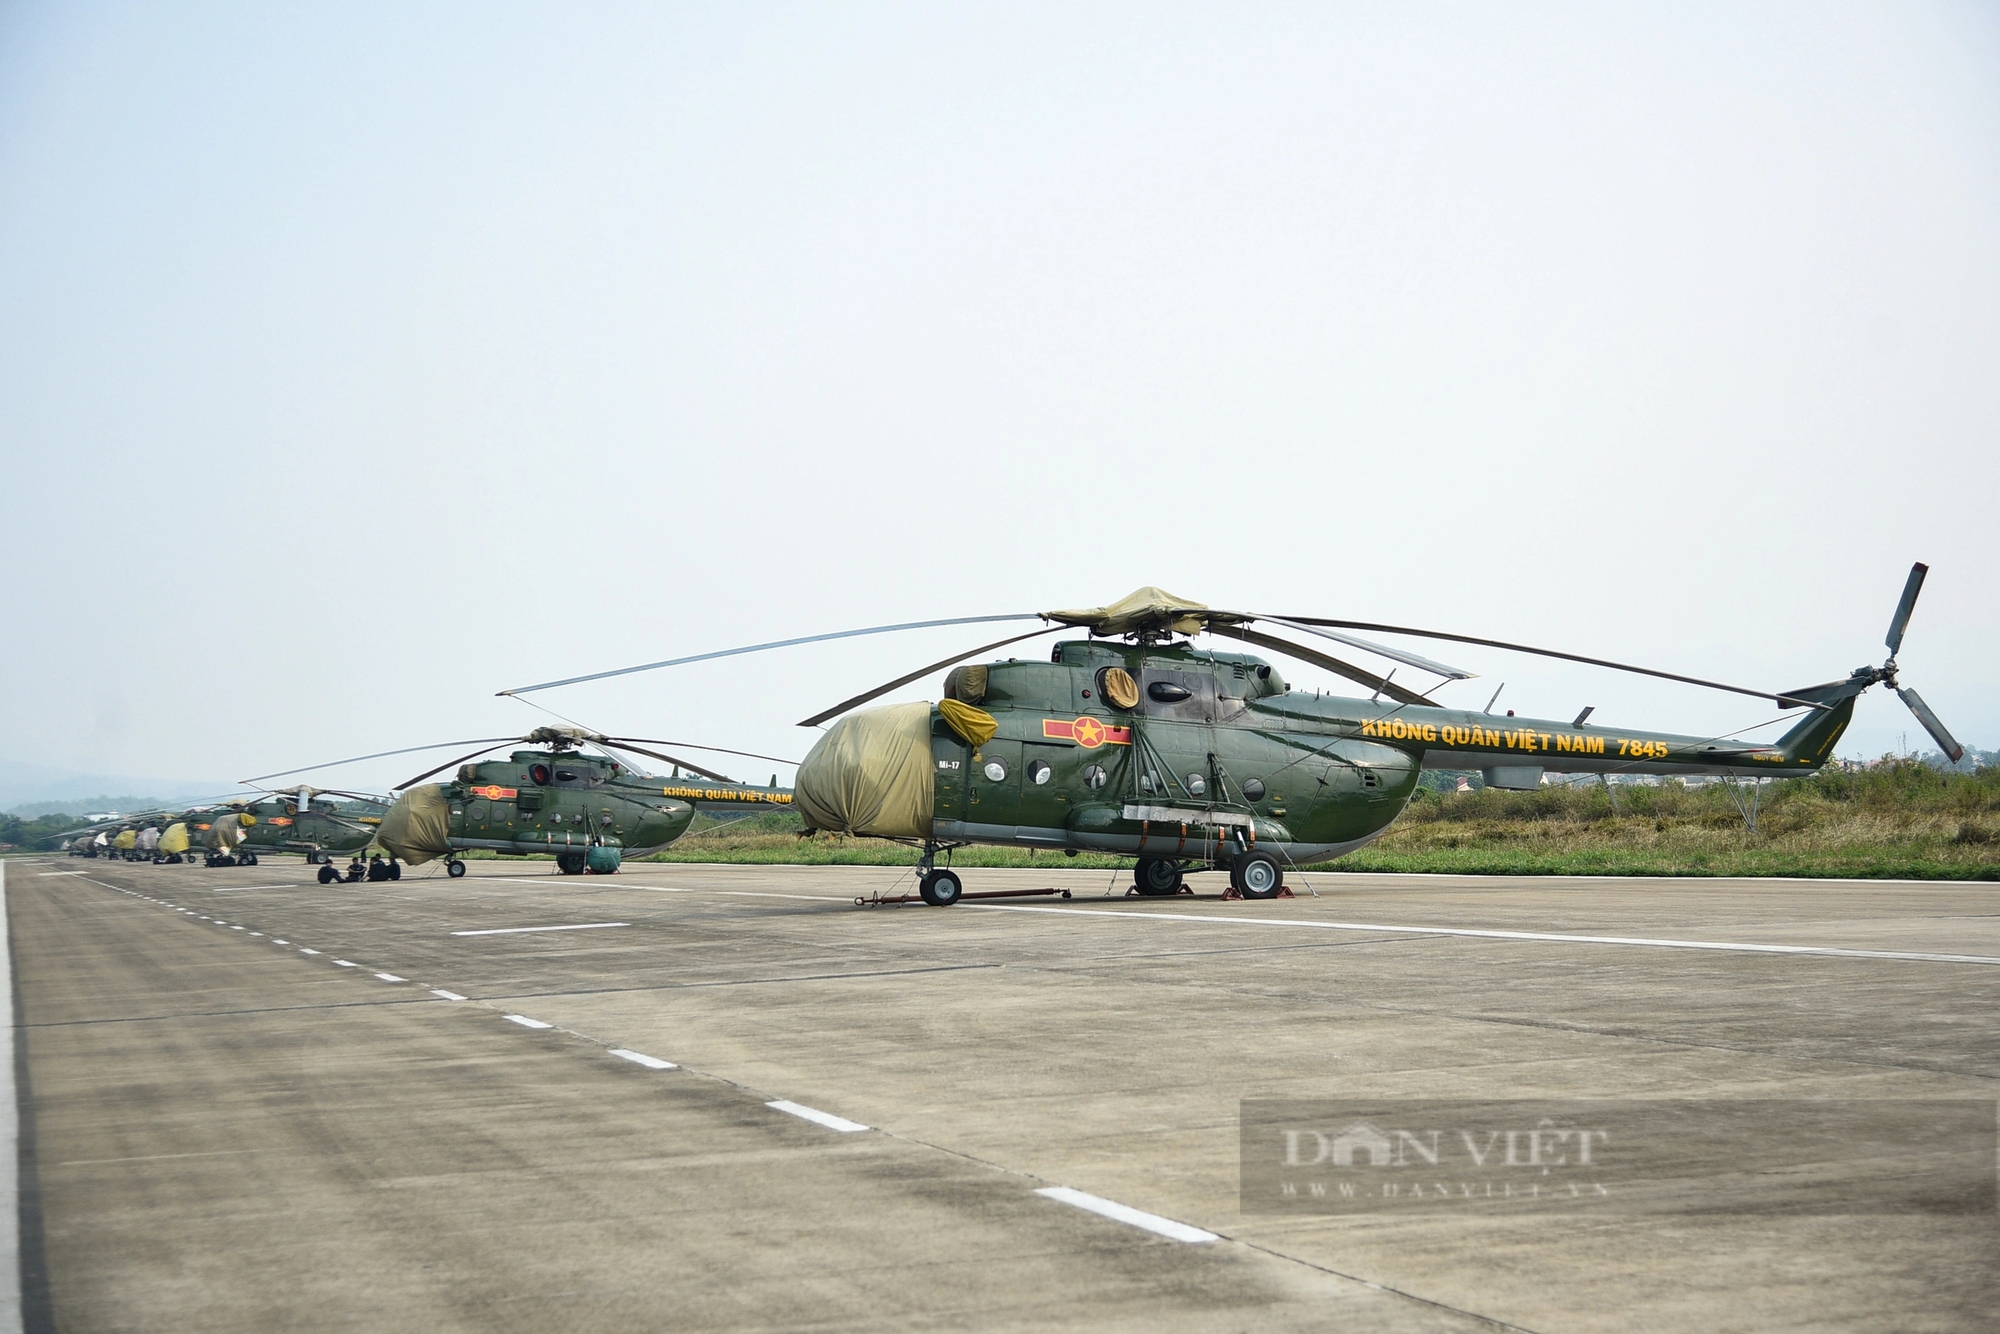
[938,698,999,748]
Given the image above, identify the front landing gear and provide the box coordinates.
[918,867,962,907]
[1227,851,1285,900]
[447,858,467,878]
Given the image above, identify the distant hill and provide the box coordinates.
[0,758,235,815]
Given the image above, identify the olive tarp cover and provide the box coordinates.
[1100,667,1140,709]
[795,701,936,840]
[1043,587,1222,637]
[378,784,453,865]
[938,699,998,748]
[943,664,988,703]
[202,812,255,851]
[160,823,190,856]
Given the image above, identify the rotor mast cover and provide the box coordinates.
[795,702,936,840]
[1043,587,1245,639]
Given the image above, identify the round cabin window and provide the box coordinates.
[1082,764,1107,790]
[1028,760,1052,785]
[983,759,1008,782]
[1186,774,1206,796]
[1242,778,1267,801]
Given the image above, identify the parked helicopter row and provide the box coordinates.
[61,729,798,883]
[57,565,1958,905]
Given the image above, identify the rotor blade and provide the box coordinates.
[1897,687,1965,764]
[1273,616,1827,710]
[596,742,735,784]
[797,626,1067,729]
[394,743,519,791]
[242,739,522,785]
[1259,617,1476,680]
[312,789,391,807]
[1213,625,1436,707]
[499,614,1044,696]
[1885,562,1928,657]
[605,739,802,766]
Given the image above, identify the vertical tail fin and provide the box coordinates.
[1775,697,1855,768]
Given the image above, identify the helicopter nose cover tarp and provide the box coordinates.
[1043,587,1226,637]
[795,701,935,839]
[113,830,137,851]
[203,812,255,851]
[136,827,160,852]
[160,823,190,855]
[377,785,453,865]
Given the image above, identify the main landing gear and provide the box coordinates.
[1132,857,1187,897]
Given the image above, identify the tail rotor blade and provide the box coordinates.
[1897,687,1964,764]
[1886,563,1928,657]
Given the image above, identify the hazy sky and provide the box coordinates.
[2,2,1995,795]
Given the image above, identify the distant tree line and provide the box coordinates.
[0,811,92,851]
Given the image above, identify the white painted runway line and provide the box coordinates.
[37,872,86,877]
[505,1014,554,1029]
[0,863,20,1334]
[299,948,321,955]
[450,922,630,937]
[974,904,2000,966]
[210,886,303,892]
[766,1100,868,1133]
[1034,1187,1218,1243]
[609,1048,676,1070]
[431,989,466,1001]
[375,973,406,983]
[333,960,358,968]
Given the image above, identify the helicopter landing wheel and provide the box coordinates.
[557,851,588,876]
[317,864,338,885]
[241,852,258,866]
[447,859,467,878]
[1133,857,1184,897]
[1229,852,1284,900]
[918,868,962,907]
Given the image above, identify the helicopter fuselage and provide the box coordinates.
[923,640,1853,866]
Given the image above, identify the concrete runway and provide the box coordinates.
[8,855,1997,1332]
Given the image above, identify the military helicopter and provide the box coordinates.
[222,787,389,864]
[503,566,1960,906]
[261,726,795,881]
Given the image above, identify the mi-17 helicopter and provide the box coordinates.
[220,787,390,866]
[501,565,1961,906]
[260,726,795,880]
